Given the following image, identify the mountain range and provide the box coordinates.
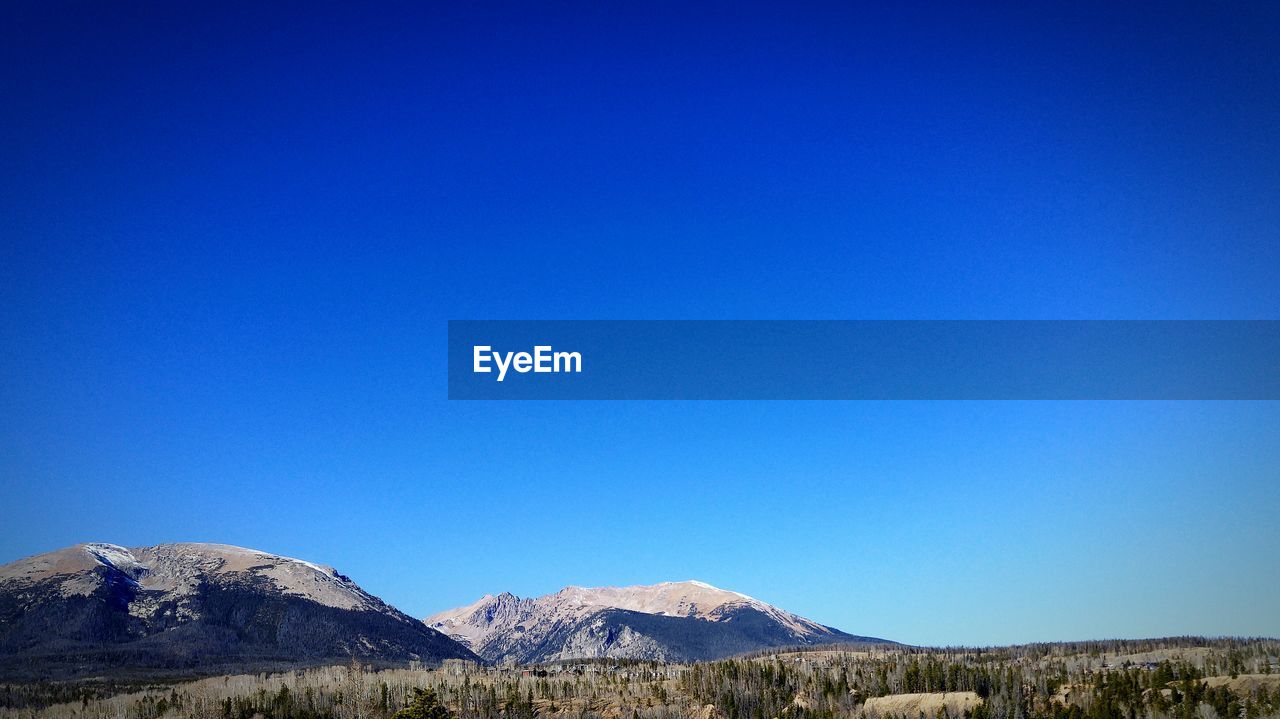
[0,542,888,679]
[426,580,890,663]
[0,542,476,680]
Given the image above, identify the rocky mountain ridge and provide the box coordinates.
[426,580,889,663]
[0,542,477,680]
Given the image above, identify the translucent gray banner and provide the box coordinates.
[448,321,1280,400]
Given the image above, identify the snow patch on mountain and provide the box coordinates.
[425,580,856,663]
[0,542,385,612]
[0,541,480,679]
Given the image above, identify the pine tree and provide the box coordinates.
[391,688,453,719]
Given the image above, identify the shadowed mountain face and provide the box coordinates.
[426,581,891,664]
[0,543,479,680]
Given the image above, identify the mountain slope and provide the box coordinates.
[0,542,478,680]
[426,580,889,664]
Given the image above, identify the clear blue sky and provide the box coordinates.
[1,1,1278,646]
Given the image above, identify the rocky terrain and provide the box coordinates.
[0,543,478,680]
[426,580,888,663]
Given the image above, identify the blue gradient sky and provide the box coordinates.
[1,2,1278,645]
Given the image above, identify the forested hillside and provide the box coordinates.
[2,637,1276,719]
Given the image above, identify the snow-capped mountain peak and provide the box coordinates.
[0,542,385,612]
[424,580,886,664]
[0,541,479,679]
